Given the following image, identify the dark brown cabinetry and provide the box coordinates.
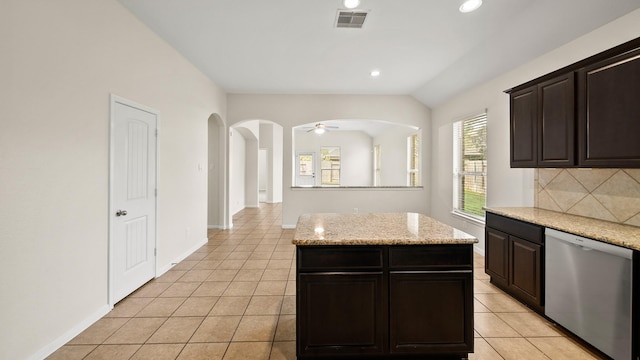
[296,245,474,360]
[510,86,538,167]
[485,213,544,313]
[509,74,574,168]
[577,47,640,167]
[508,36,640,168]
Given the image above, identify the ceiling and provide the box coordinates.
[293,119,415,138]
[119,0,640,108]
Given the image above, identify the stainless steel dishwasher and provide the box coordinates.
[545,228,633,360]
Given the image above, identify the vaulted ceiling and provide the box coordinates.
[119,0,640,107]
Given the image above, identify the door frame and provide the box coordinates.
[295,152,316,186]
[108,94,160,307]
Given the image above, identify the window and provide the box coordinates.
[408,134,420,186]
[373,144,381,186]
[321,147,340,185]
[453,113,487,219]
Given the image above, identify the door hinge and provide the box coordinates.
[155,129,158,136]
[155,188,157,197]
[154,248,157,256]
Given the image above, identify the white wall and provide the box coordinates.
[229,128,247,216]
[208,114,225,228]
[273,125,284,203]
[227,94,431,227]
[0,1,227,359]
[373,127,420,186]
[258,122,284,203]
[294,130,373,186]
[429,8,640,254]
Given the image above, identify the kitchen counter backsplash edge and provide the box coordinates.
[484,207,640,251]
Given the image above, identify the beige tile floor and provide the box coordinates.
[48,203,605,360]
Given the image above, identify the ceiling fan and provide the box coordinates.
[307,123,339,135]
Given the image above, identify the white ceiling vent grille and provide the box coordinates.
[336,10,368,29]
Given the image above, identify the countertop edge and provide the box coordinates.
[292,212,478,246]
[485,207,640,251]
[291,239,478,246]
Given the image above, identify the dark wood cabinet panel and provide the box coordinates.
[297,272,386,357]
[296,245,474,359]
[485,213,544,313]
[578,48,640,167]
[389,271,473,356]
[538,74,575,167]
[508,36,640,168]
[510,86,538,167]
[485,228,508,287]
[509,236,543,312]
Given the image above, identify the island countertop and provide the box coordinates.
[292,212,477,246]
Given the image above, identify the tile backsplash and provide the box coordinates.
[535,169,640,227]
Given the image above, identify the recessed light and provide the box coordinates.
[370,70,381,77]
[343,0,360,9]
[459,0,482,13]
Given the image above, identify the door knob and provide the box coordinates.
[116,210,128,217]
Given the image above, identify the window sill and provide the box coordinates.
[451,210,485,226]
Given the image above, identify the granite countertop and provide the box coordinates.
[292,212,477,246]
[485,207,640,251]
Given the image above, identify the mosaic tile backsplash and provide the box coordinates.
[535,169,640,227]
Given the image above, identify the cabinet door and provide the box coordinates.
[578,48,640,167]
[297,272,386,357]
[389,271,473,355]
[510,86,538,167]
[538,74,575,167]
[509,236,543,311]
[485,227,508,288]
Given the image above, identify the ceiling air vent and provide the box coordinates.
[336,10,368,29]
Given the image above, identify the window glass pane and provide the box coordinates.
[453,114,487,218]
[408,134,420,186]
[321,147,340,185]
[299,154,314,176]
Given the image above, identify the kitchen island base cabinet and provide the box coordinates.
[296,245,474,360]
[389,272,473,356]
[298,273,386,357]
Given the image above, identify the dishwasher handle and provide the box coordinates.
[545,228,633,260]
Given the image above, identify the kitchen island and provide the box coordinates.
[292,213,478,360]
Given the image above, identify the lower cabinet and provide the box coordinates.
[485,213,544,313]
[298,272,386,357]
[389,271,473,355]
[296,245,474,360]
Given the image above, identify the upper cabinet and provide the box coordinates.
[577,47,640,167]
[507,37,640,168]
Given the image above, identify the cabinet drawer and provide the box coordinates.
[297,246,384,271]
[486,213,543,244]
[389,245,472,270]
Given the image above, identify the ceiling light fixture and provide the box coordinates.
[459,0,482,13]
[370,70,381,77]
[314,127,326,135]
[343,0,360,9]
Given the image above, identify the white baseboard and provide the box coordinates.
[207,225,223,229]
[29,304,111,360]
[281,224,296,229]
[156,237,208,277]
[473,245,485,256]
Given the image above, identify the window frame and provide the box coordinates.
[407,134,420,187]
[320,146,341,186]
[452,113,487,222]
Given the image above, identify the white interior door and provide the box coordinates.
[295,152,315,186]
[109,96,157,305]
